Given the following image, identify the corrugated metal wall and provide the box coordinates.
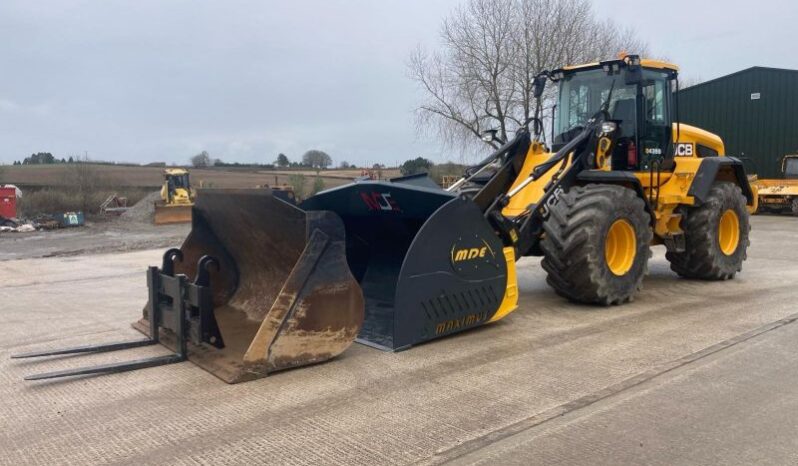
[678,67,798,179]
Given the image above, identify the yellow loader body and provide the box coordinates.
[155,168,196,224]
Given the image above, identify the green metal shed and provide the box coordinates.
[678,67,798,179]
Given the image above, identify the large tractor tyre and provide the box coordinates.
[541,184,652,305]
[666,182,750,280]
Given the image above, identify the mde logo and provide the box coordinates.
[360,192,401,212]
[453,246,487,262]
[450,236,496,272]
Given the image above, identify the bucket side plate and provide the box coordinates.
[389,197,509,349]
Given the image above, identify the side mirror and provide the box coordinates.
[533,73,547,99]
[481,129,505,144]
[623,54,642,85]
[481,129,498,143]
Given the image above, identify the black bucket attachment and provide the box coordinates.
[302,175,519,351]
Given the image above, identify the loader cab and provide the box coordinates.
[164,169,191,196]
[551,57,679,172]
[161,169,193,205]
[782,156,798,179]
[165,171,190,191]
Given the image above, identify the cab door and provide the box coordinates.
[638,72,673,170]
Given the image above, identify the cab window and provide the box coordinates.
[643,78,667,124]
[784,158,798,178]
[566,86,589,129]
[554,69,635,145]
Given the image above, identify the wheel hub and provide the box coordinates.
[718,209,740,255]
[605,219,636,276]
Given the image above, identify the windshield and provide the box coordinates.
[784,158,798,178]
[169,174,190,189]
[553,68,672,152]
[553,69,636,144]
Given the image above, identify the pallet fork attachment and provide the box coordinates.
[14,189,365,383]
[12,249,223,380]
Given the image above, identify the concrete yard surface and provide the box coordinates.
[2,215,798,465]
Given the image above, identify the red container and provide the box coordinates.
[0,187,17,219]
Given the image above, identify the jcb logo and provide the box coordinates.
[453,246,487,262]
[675,143,694,157]
[360,192,400,212]
[541,185,565,218]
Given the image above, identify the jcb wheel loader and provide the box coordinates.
[455,55,752,303]
[14,55,754,382]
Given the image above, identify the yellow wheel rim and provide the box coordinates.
[605,219,637,276]
[718,209,740,256]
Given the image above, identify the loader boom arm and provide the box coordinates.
[466,117,604,256]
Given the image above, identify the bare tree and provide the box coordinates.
[191,151,212,168]
[409,0,648,155]
[276,153,290,167]
[59,156,116,213]
[302,150,332,169]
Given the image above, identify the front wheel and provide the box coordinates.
[666,182,750,280]
[540,184,652,305]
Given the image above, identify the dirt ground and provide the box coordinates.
[0,218,189,261]
[2,215,798,465]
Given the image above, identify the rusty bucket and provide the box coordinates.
[134,189,365,383]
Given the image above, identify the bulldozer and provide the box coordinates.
[153,168,195,224]
[751,155,798,214]
[14,55,753,382]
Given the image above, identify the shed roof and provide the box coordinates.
[681,66,798,92]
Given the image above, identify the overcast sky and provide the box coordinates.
[1,0,796,166]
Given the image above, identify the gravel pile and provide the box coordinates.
[121,191,160,223]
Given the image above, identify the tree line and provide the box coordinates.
[6,150,368,171]
[190,149,350,170]
[12,153,77,165]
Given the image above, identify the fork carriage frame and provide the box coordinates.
[12,249,222,381]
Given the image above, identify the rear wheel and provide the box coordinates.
[541,184,652,305]
[666,182,749,279]
[791,198,798,216]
